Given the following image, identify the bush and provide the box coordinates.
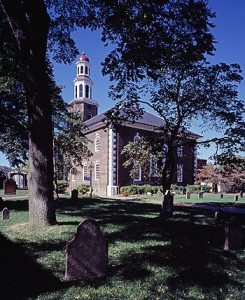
[120,185,160,195]
[201,185,212,193]
[57,180,69,192]
[77,184,90,195]
[186,184,204,193]
[171,184,185,194]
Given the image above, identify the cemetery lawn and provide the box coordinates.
[1,196,245,300]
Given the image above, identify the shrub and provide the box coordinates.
[120,185,161,195]
[171,184,184,194]
[57,180,69,192]
[201,184,212,193]
[186,184,203,193]
[77,184,90,195]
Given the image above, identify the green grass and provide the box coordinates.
[140,192,245,206]
[1,196,245,299]
[0,188,29,198]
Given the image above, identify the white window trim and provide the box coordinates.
[95,162,100,181]
[95,135,100,152]
[83,164,88,181]
[177,164,183,183]
[134,163,141,182]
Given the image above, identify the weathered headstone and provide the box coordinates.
[2,207,10,220]
[234,195,239,202]
[186,191,191,200]
[198,191,204,199]
[3,179,17,195]
[71,189,78,200]
[224,217,242,251]
[0,197,4,209]
[220,193,223,199]
[161,190,174,219]
[65,219,108,280]
[182,187,187,195]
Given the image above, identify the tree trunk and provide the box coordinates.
[1,0,56,225]
[27,59,56,225]
[161,148,176,194]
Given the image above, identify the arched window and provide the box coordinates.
[95,162,100,180]
[177,164,183,183]
[85,85,89,98]
[75,86,77,98]
[83,164,88,181]
[87,112,92,120]
[80,66,83,74]
[134,162,141,181]
[79,84,83,97]
[77,66,79,75]
[85,66,88,75]
[177,145,183,158]
[134,133,140,142]
[95,135,100,151]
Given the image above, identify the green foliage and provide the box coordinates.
[201,185,212,193]
[56,180,69,192]
[77,184,90,195]
[1,196,245,299]
[170,185,185,194]
[102,0,244,193]
[186,184,202,193]
[120,184,160,195]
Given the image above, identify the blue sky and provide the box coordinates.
[1,0,244,166]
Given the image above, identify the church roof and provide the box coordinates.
[85,109,165,128]
[85,109,201,139]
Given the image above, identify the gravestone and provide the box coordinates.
[182,188,187,195]
[234,195,238,202]
[240,191,243,198]
[224,217,242,251]
[198,191,204,199]
[0,197,3,208]
[71,189,78,200]
[161,190,174,219]
[65,219,108,280]
[3,179,17,195]
[186,191,190,200]
[220,193,223,199]
[2,207,10,220]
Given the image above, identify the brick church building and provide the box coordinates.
[68,53,200,196]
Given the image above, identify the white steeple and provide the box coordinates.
[69,53,99,121]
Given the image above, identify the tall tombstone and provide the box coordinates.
[198,191,204,199]
[3,179,17,195]
[224,217,242,251]
[186,191,191,200]
[161,190,174,219]
[65,219,108,280]
[71,189,78,200]
[0,197,3,209]
[2,207,10,220]
[234,195,239,202]
[182,188,187,195]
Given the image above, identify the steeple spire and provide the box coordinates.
[68,53,99,121]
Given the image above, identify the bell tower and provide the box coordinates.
[68,53,99,121]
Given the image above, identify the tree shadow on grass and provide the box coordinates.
[0,199,29,211]
[0,233,61,300]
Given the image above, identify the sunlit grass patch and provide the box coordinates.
[1,196,245,299]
